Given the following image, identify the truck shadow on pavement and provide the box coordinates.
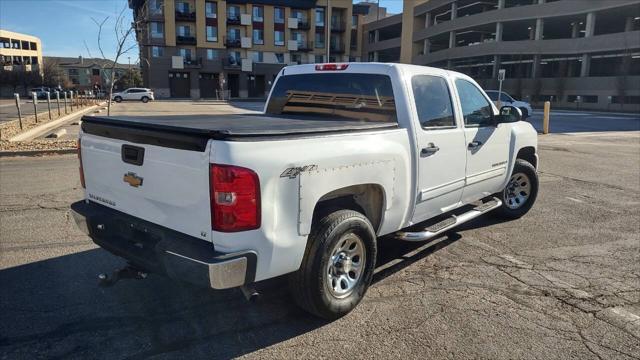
[0,216,506,359]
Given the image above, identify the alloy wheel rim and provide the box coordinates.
[504,172,532,209]
[325,233,366,299]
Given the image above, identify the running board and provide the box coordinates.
[396,197,502,242]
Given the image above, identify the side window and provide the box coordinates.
[500,93,512,102]
[411,75,455,129]
[455,79,493,127]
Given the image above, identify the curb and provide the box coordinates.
[0,148,76,157]
[9,102,106,142]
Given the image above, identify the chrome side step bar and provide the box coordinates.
[396,197,502,242]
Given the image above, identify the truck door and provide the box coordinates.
[411,75,467,223]
[453,78,510,203]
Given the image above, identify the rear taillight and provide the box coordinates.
[210,164,260,232]
[77,139,85,188]
[315,63,349,71]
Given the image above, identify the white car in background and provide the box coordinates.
[112,88,154,103]
[486,90,533,119]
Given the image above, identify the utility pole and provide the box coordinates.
[326,0,330,62]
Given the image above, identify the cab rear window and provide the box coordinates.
[266,73,397,122]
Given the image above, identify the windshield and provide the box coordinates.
[266,73,397,122]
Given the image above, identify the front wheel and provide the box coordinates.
[289,209,377,319]
[113,96,122,103]
[495,159,538,219]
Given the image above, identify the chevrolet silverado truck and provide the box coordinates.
[71,63,539,319]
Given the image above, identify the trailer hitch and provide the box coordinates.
[98,265,148,287]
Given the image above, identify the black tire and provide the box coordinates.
[495,159,538,219]
[141,96,149,103]
[114,96,122,103]
[519,107,529,119]
[289,209,377,319]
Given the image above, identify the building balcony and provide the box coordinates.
[331,22,346,33]
[176,35,196,45]
[298,20,310,30]
[297,41,313,52]
[330,43,345,54]
[175,10,196,22]
[223,57,242,70]
[183,57,202,68]
[227,16,241,25]
[224,37,241,48]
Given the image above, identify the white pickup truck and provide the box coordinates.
[71,63,538,319]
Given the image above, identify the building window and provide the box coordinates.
[206,49,220,60]
[31,56,38,64]
[315,32,325,48]
[179,48,192,61]
[151,46,164,57]
[206,26,218,42]
[30,42,37,50]
[274,7,285,24]
[205,1,217,18]
[228,5,240,19]
[1,38,10,48]
[274,31,284,46]
[315,8,325,27]
[275,53,284,63]
[175,1,189,13]
[315,55,324,63]
[352,15,358,29]
[177,25,191,37]
[252,51,263,63]
[11,40,20,49]
[252,5,263,22]
[253,29,264,45]
[228,28,240,40]
[21,40,29,50]
[149,0,163,15]
[349,56,356,62]
[150,22,164,38]
[228,51,241,65]
[291,53,301,64]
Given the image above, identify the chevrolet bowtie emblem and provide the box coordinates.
[123,172,143,187]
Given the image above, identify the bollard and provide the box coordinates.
[56,91,61,116]
[63,91,68,114]
[543,101,551,134]
[14,93,23,130]
[46,92,52,120]
[32,92,38,123]
[69,91,74,111]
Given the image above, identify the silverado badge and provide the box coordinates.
[123,172,144,187]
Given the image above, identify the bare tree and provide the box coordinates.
[92,3,139,115]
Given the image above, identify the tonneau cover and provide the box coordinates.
[81,113,398,138]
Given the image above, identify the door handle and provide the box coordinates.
[468,141,482,149]
[421,143,440,156]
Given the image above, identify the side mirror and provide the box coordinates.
[495,105,522,125]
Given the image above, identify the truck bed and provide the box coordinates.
[81,113,397,138]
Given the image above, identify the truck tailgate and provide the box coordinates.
[80,132,212,242]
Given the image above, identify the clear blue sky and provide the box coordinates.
[0,0,403,62]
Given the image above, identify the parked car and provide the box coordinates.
[29,87,50,100]
[111,88,154,103]
[71,63,539,319]
[485,90,533,119]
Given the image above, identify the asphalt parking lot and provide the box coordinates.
[1,102,639,359]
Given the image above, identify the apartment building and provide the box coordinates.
[365,0,640,112]
[129,0,369,98]
[44,56,132,91]
[0,30,43,74]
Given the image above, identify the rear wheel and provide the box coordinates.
[495,159,538,219]
[289,209,377,319]
[141,96,149,103]
[114,96,122,103]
